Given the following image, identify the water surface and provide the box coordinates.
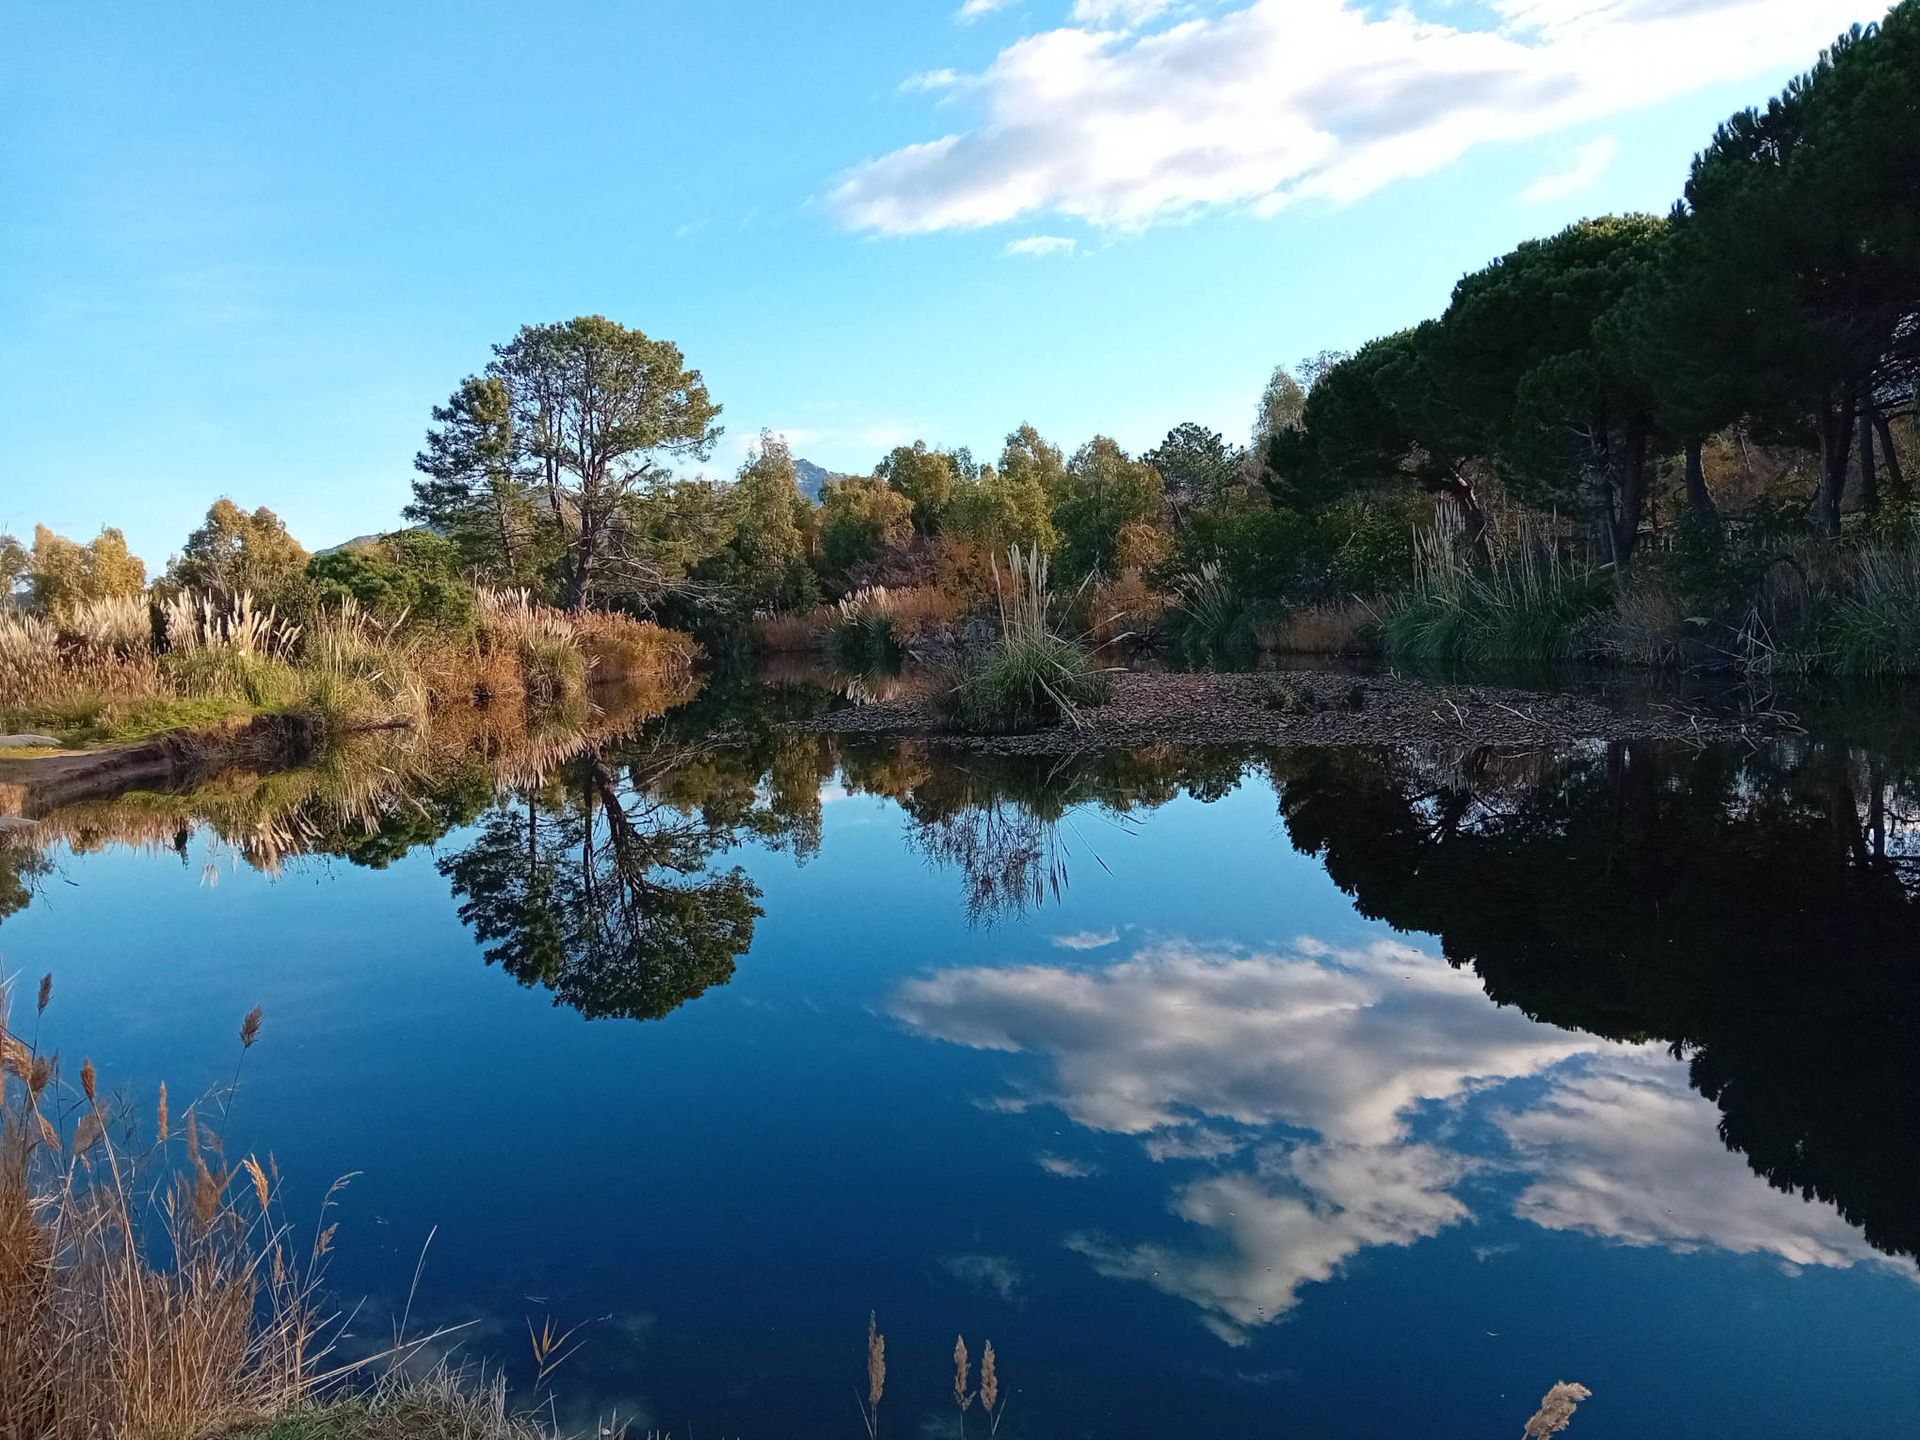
[5,677,1918,1437]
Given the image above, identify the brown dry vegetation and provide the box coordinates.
[0,985,336,1440]
[0,588,696,750]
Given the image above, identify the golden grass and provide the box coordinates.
[752,585,963,655]
[0,979,339,1440]
[0,587,698,748]
[1083,569,1163,648]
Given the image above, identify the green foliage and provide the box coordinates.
[409,315,722,609]
[168,499,310,599]
[945,464,1057,556]
[819,475,914,577]
[1052,436,1164,580]
[1823,543,1920,674]
[306,532,477,635]
[1146,422,1244,516]
[998,424,1069,501]
[875,441,955,534]
[718,433,819,613]
[956,630,1110,732]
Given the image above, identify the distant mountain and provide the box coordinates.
[792,457,840,502]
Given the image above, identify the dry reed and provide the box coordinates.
[1254,598,1378,655]
[1523,1380,1593,1437]
[0,975,346,1440]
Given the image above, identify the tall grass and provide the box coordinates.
[1165,561,1248,658]
[825,588,903,672]
[0,979,342,1440]
[1822,541,1920,675]
[3,584,694,747]
[1382,523,1607,664]
[1254,598,1377,656]
[953,547,1109,733]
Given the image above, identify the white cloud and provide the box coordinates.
[893,938,1589,1142]
[1037,1151,1101,1178]
[1071,1141,1473,1341]
[1072,0,1177,27]
[1003,234,1079,258]
[956,0,1016,20]
[1521,134,1620,202]
[830,0,1871,235]
[900,68,964,94]
[939,1252,1026,1302]
[1052,928,1118,949]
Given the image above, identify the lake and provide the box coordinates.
[4,672,1918,1438]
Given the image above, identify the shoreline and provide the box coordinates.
[784,667,1799,754]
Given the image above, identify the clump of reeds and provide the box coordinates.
[826,587,904,672]
[52,594,152,657]
[0,974,348,1440]
[1822,540,1920,675]
[0,613,61,708]
[1166,560,1247,656]
[160,590,301,660]
[1382,520,1606,663]
[476,588,589,706]
[952,546,1109,733]
[751,609,827,653]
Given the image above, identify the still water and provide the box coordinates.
[4,677,1919,1437]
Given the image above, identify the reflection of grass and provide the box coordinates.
[2,693,255,746]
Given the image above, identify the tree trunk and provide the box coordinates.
[1609,418,1650,567]
[1813,390,1855,539]
[1683,436,1720,527]
[1873,411,1907,500]
[1858,410,1880,515]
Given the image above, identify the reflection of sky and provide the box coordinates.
[893,937,1915,1342]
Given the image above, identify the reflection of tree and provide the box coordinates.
[879,745,1249,925]
[1272,740,1920,1259]
[0,840,51,924]
[442,743,763,1022]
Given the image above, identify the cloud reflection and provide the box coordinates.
[893,937,1912,1341]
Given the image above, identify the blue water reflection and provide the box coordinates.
[4,714,1917,1438]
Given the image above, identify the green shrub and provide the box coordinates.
[306,533,477,638]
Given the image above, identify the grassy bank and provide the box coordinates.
[0,588,695,751]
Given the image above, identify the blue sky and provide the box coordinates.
[0,0,1888,564]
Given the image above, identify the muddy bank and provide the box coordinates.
[787,668,1796,754]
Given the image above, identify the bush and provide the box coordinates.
[956,631,1109,732]
[824,588,902,672]
[306,533,477,639]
